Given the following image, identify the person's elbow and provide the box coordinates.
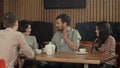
[72,46,79,51]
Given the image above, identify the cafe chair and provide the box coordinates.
[80,41,93,53]
[0,58,6,68]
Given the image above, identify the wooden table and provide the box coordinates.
[35,52,117,68]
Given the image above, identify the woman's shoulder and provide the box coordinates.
[109,35,115,41]
[28,35,36,39]
[107,35,116,43]
[29,35,35,37]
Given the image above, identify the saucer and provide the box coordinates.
[35,49,42,54]
[75,52,88,55]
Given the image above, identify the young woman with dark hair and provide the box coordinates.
[91,21,116,68]
[18,20,39,68]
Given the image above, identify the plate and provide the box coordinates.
[75,52,88,55]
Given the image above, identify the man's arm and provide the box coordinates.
[64,37,78,51]
[17,33,35,59]
[62,30,81,51]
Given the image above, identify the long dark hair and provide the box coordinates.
[95,21,112,51]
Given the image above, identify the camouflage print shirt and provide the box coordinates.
[51,27,81,52]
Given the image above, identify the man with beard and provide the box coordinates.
[51,14,81,53]
[40,14,81,68]
[50,14,81,68]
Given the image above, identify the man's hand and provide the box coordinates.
[61,29,79,51]
[61,30,68,40]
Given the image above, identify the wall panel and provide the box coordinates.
[0,0,3,29]
[3,0,120,28]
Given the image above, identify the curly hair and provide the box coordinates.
[18,20,31,33]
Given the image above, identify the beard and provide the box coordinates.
[57,28,62,32]
[57,26,64,32]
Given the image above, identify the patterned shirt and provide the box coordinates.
[51,27,81,52]
[0,28,34,68]
[92,35,116,66]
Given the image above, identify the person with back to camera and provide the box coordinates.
[0,12,34,68]
[91,21,116,68]
[18,20,39,68]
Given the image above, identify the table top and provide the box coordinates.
[35,52,117,64]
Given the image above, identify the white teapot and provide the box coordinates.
[45,42,55,56]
